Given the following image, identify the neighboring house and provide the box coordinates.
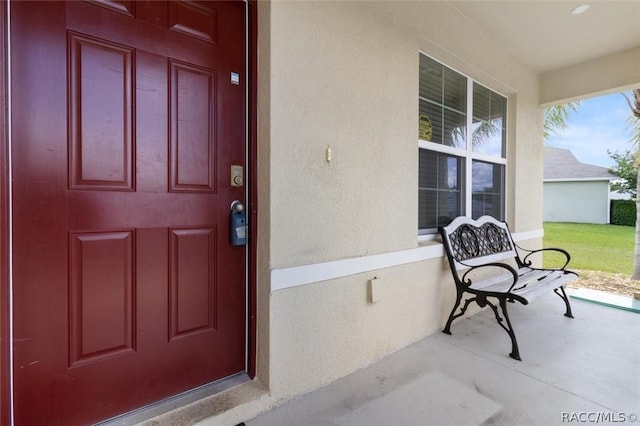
[543,147,617,224]
[610,184,634,200]
[1,2,639,425]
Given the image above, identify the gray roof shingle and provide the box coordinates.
[543,147,615,180]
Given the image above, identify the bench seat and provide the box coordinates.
[469,268,576,301]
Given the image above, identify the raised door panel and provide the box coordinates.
[168,1,218,43]
[69,231,135,367]
[169,228,217,340]
[68,33,134,190]
[169,60,217,193]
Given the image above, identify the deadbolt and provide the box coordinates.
[231,165,243,187]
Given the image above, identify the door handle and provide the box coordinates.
[230,200,244,213]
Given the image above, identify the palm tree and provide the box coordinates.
[623,89,640,279]
[543,102,580,141]
[624,89,640,119]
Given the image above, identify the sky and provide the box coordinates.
[545,91,636,169]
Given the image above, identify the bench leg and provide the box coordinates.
[443,289,477,335]
[554,286,574,318]
[443,289,463,335]
[486,297,521,361]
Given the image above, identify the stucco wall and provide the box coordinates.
[269,2,417,269]
[268,259,454,399]
[220,1,545,423]
[543,181,611,224]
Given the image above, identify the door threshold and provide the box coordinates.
[98,373,251,426]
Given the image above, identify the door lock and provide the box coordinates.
[231,165,243,187]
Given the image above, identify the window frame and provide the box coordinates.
[418,52,508,239]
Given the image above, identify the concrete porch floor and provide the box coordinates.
[238,291,640,426]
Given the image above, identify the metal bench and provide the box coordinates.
[438,215,578,360]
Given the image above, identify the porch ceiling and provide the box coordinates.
[374,1,640,74]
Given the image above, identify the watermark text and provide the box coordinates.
[562,412,639,423]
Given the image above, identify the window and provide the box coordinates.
[418,54,507,234]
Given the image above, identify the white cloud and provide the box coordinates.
[546,93,636,168]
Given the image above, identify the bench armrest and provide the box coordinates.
[516,245,572,270]
[460,262,519,292]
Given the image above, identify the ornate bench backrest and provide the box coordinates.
[439,215,517,271]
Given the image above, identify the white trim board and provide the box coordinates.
[271,229,544,292]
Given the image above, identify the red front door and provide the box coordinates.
[11,1,247,424]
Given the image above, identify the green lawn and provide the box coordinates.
[542,222,634,274]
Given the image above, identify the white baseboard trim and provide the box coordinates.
[271,229,544,292]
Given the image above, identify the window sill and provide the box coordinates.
[418,233,439,244]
